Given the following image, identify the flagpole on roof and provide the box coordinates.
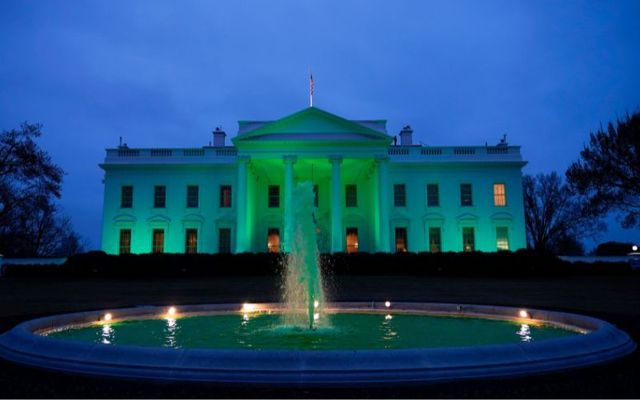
[309,69,312,107]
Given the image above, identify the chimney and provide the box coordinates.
[212,127,226,147]
[399,125,413,146]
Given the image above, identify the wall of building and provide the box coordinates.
[101,160,526,255]
[101,165,237,254]
[387,163,526,252]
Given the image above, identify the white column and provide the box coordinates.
[235,156,249,253]
[376,155,391,252]
[330,155,343,253]
[282,155,297,253]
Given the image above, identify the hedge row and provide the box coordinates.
[1,250,634,278]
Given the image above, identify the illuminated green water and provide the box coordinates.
[46,313,578,350]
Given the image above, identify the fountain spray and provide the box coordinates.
[282,182,325,329]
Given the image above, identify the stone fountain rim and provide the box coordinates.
[0,302,635,386]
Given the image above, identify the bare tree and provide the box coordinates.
[523,172,603,254]
[567,111,640,228]
[0,123,83,257]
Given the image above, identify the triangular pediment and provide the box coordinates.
[233,107,391,144]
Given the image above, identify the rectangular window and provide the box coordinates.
[152,229,164,253]
[345,184,357,208]
[313,184,319,208]
[460,184,473,206]
[119,229,131,255]
[462,227,475,252]
[154,185,166,208]
[268,185,280,208]
[121,185,133,208]
[496,227,510,251]
[219,228,231,254]
[220,185,232,208]
[185,229,198,254]
[427,184,439,207]
[267,228,280,253]
[346,227,358,253]
[493,183,506,206]
[395,227,408,252]
[187,185,199,208]
[428,227,442,253]
[394,184,406,207]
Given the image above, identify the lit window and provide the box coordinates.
[494,183,506,206]
[462,227,475,252]
[152,229,164,253]
[119,229,131,255]
[429,227,441,252]
[427,184,439,207]
[219,228,231,253]
[187,185,199,208]
[395,227,408,252]
[346,227,358,253]
[460,184,472,206]
[268,185,280,208]
[220,185,232,208]
[185,229,198,254]
[267,228,280,253]
[154,186,166,208]
[121,185,133,208]
[345,184,357,207]
[496,227,509,250]
[394,184,406,207]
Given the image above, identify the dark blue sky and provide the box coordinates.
[1,1,639,250]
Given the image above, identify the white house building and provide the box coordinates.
[100,107,527,255]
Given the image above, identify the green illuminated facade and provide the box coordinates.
[100,107,527,254]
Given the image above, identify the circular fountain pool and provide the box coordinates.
[0,302,635,385]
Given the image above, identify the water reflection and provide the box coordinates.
[517,324,532,342]
[164,318,179,348]
[380,314,398,347]
[101,324,114,344]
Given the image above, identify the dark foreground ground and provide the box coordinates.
[0,274,638,398]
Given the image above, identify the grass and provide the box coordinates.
[0,274,638,398]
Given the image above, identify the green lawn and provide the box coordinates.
[0,275,638,398]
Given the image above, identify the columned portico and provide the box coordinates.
[329,155,343,253]
[235,156,250,252]
[376,155,390,252]
[282,155,297,252]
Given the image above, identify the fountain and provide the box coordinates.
[281,182,324,330]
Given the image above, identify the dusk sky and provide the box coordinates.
[1,0,639,251]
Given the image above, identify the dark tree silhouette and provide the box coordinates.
[523,172,603,254]
[0,122,83,257]
[567,111,640,228]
